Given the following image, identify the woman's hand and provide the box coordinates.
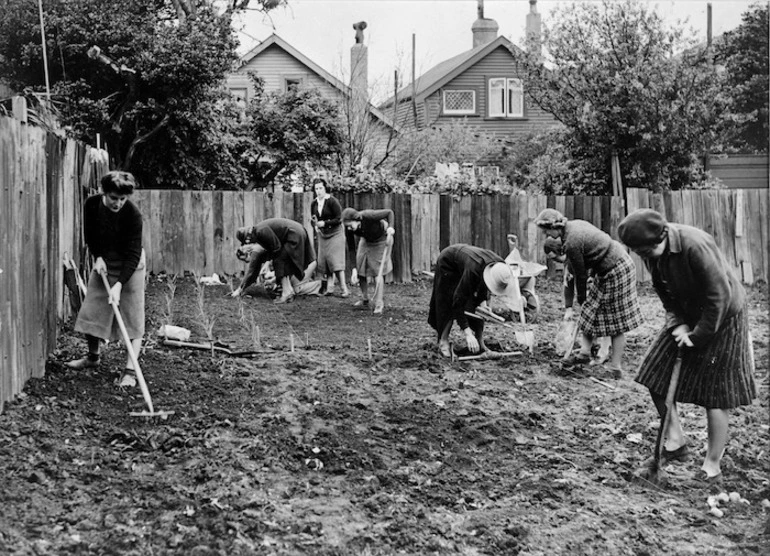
[386,226,395,237]
[93,257,107,276]
[464,328,480,353]
[671,324,694,347]
[564,307,575,320]
[108,281,122,305]
[317,220,325,228]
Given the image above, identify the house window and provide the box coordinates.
[442,90,476,115]
[284,77,304,92]
[488,78,524,118]
[229,88,248,110]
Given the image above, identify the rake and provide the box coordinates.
[100,272,174,419]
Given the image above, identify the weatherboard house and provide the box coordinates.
[225,31,395,166]
[378,0,558,149]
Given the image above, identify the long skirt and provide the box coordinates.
[317,227,346,274]
[274,232,315,281]
[75,250,146,341]
[578,253,643,337]
[356,237,392,278]
[635,309,756,409]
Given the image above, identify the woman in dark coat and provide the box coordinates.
[618,209,756,484]
[341,207,395,314]
[428,244,519,358]
[232,217,316,304]
[535,208,643,373]
[310,178,349,297]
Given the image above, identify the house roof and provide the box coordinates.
[379,35,524,109]
[238,34,395,129]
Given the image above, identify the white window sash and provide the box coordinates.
[489,78,506,117]
[507,78,523,117]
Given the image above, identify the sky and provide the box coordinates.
[232,1,760,103]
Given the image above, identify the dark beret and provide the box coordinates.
[618,209,668,248]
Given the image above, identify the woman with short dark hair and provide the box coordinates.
[311,178,349,297]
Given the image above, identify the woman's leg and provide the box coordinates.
[438,322,453,356]
[335,270,349,296]
[651,390,687,452]
[67,335,102,368]
[274,276,295,303]
[609,333,626,370]
[359,277,369,301]
[703,408,729,477]
[578,332,593,357]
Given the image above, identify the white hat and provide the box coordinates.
[483,262,518,297]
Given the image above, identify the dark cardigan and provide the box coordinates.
[83,194,142,285]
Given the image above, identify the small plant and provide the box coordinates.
[249,310,260,351]
[160,274,178,338]
[192,272,217,353]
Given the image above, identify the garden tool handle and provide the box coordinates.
[99,271,155,413]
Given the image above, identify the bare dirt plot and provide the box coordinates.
[0,275,768,555]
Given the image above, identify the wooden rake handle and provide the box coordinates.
[100,272,155,413]
[376,233,394,279]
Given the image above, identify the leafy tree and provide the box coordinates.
[513,0,731,192]
[239,76,345,190]
[0,0,285,188]
[714,2,769,153]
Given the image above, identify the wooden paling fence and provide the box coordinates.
[132,188,767,287]
[0,116,103,412]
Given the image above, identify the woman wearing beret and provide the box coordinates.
[535,208,643,374]
[232,217,316,304]
[429,244,521,357]
[341,207,395,314]
[618,209,756,484]
[310,178,350,298]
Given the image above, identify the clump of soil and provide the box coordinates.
[1,275,767,555]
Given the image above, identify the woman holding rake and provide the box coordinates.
[66,171,145,388]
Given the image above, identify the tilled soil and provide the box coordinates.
[1,274,768,555]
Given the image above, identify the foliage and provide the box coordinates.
[0,0,284,189]
[386,120,503,180]
[239,75,346,190]
[513,0,732,192]
[714,2,769,153]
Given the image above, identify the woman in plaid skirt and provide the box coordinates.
[535,209,643,373]
[618,209,756,484]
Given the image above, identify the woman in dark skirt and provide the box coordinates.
[618,209,756,483]
[232,217,316,304]
[428,244,520,358]
[341,207,395,314]
[535,209,643,373]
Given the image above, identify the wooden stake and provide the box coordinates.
[367,338,372,360]
[290,333,294,353]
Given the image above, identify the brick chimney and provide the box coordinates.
[526,0,542,61]
[471,0,498,48]
[351,21,368,118]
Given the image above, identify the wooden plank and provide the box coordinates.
[455,196,472,245]
[681,190,695,227]
[668,190,684,225]
[427,194,440,267]
[600,195,611,235]
[190,191,207,274]
[393,193,411,282]
[212,191,225,277]
[410,192,423,273]
[591,196,603,233]
[563,195,575,220]
[150,190,163,274]
[573,195,584,221]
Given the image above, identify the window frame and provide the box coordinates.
[488,77,524,119]
[442,89,477,115]
[283,76,305,92]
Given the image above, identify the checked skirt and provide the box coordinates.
[578,252,643,337]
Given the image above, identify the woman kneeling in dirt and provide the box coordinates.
[341,207,395,314]
[231,217,316,304]
[66,171,146,388]
[618,209,756,485]
[535,208,642,374]
[428,244,520,358]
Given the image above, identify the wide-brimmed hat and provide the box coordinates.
[483,262,518,297]
[618,209,668,248]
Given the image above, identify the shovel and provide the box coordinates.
[372,234,394,313]
[100,272,174,419]
[646,347,683,487]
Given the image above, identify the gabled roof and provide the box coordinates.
[237,34,395,129]
[380,35,524,109]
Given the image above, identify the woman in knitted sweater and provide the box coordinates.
[535,208,643,373]
[341,207,395,314]
[66,171,145,388]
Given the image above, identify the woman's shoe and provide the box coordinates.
[274,293,295,304]
[340,290,351,298]
[354,299,369,307]
[66,355,100,369]
[563,352,591,365]
[373,303,384,314]
[118,370,137,388]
